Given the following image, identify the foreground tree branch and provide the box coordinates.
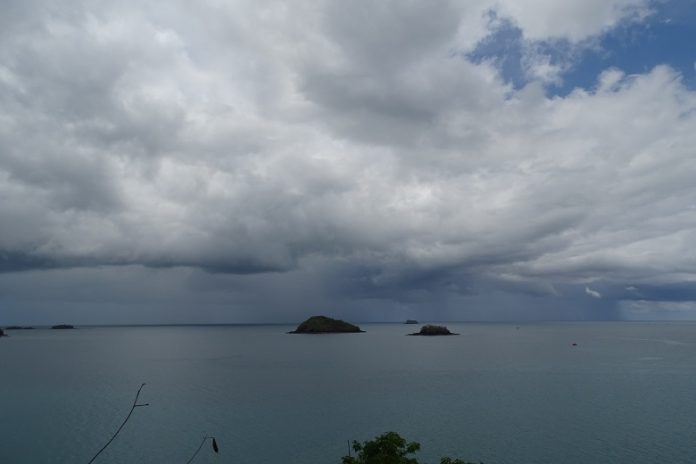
[185,436,219,464]
[87,383,149,464]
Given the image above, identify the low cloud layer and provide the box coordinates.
[1,0,695,323]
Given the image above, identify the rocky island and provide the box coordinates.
[404,319,418,324]
[409,324,458,336]
[0,328,5,337]
[289,315,364,334]
[51,324,75,329]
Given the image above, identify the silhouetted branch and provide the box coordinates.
[185,436,219,464]
[87,383,149,464]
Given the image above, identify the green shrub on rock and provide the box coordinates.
[341,432,480,464]
[342,432,420,464]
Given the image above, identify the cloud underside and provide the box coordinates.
[1,0,695,320]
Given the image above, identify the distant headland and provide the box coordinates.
[288,316,364,334]
[409,325,458,336]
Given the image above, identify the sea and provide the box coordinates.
[1,322,696,464]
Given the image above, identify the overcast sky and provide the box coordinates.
[1,0,696,325]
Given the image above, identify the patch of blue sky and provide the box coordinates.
[467,16,527,90]
[469,0,696,96]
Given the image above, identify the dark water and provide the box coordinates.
[2,322,696,464]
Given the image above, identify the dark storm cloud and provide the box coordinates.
[0,0,694,323]
[0,251,57,273]
[616,282,696,303]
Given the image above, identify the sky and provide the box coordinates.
[1,0,696,325]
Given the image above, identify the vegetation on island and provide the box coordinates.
[342,431,480,464]
[409,325,458,336]
[289,315,364,334]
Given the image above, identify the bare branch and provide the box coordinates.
[185,436,219,464]
[86,383,149,464]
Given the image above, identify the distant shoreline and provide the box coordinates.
[3,320,693,329]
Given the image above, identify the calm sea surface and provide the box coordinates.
[1,322,696,464]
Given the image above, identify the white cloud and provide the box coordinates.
[520,46,568,85]
[585,287,602,299]
[495,0,653,42]
[597,68,627,92]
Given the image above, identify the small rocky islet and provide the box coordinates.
[289,315,364,334]
[409,324,458,336]
[51,324,75,330]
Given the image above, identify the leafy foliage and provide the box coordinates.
[341,432,481,464]
[439,458,480,464]
[342,432,420,464]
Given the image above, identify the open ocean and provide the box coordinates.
[1,322,696,463]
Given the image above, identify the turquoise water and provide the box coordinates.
[2,322,696,463]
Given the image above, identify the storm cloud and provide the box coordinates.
[1,0,695,324]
